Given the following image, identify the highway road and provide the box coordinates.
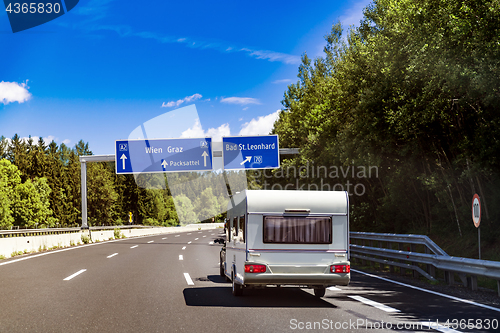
[0,229,499,332]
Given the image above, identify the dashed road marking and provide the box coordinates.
[184,273,194,285]
[349,295,400,313]
[182,246,186,250]
[209,241,214,245]
[203,235,207,237]
[175,235,180,237]
[130,245,138,249]
[352,269,500,313]
[162,237,167,240]
[188,241,192,244]
[147,240,154,243]
[179,255,183,260]
[107,253,118,258]
[187,233,192,235]
[194,238,199,240]
[64,269,86,281]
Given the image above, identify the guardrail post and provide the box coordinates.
[445,271,454,286]
[369,240,374,267]
[399,243,405,275]
[470,276,478,291]
[424,247,436,277]
[410,244,419,278]
[361,240,366,266]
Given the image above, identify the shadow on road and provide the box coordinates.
[183,286,337,308]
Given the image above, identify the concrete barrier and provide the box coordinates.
[0,223,224,258]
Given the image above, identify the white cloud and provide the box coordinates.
[62,139,71,145]
[240,48,300,65]
[242,107,249,111]
[180,118,230,142]
[162,93,202,108]
[206,123,230,141]
[239,110,280,136]
[220,97,260,105]
[0,81,32,105]
[272,79,293,84]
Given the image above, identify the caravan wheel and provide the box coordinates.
[219,257,225,277]
[232,274,243,296]
[314,287,326,297]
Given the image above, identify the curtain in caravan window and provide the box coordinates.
[263,216,332,244]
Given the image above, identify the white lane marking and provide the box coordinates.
[352,269,500,313]
[130,245,138,249]
[419,322,462,333]
[184,273,194,285]
[162,237,167,240]
[0,232,198,267]
[187,233,192,235]
[211,233,215,235]
[203,235,207,238]
[147,240,154,243]
[198,232,202,233]
[349,295,401,313]
[327,286,341,291]
[64,269,87,281]
[107,253,118,258]
[194,238,199,240]
[175,235,180,237]
[188,241,192,244]
[209,241,214,245]
[179,255,183,260]
[182,246,186,250]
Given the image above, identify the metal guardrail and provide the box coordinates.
[350,232,500,297]
[0,225,159,237]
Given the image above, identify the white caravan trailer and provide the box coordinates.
[219,190,350,297]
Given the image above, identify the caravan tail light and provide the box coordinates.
[245,264,266,273]
[330,265,350,273]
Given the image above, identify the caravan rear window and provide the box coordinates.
[263,216,332,244]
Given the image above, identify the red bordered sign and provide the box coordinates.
[472,194,481,228]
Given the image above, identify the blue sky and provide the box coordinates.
[1,0,372,155]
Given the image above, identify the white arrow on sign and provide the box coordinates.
[120,154,127,170]
[240,156,252,165]
[161,159,168,170]
[202,151,209,167]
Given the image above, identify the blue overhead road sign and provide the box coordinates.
[115,138,212,174]
[223,135,280,170]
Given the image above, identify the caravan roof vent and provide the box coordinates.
[284,209,310,213]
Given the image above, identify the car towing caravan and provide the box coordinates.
[218,189,350,297]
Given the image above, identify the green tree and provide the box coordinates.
[12,177,56,228]
[195,187,219,222]
[0,159,22,229]
[173,194,198,225]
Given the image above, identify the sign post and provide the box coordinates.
[472,193,481,259]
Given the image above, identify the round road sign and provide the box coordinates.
[472,194,481,228]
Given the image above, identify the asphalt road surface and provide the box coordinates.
[1,229,499,332]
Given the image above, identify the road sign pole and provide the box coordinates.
[478,225,481,260]
[81,160,88,229]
